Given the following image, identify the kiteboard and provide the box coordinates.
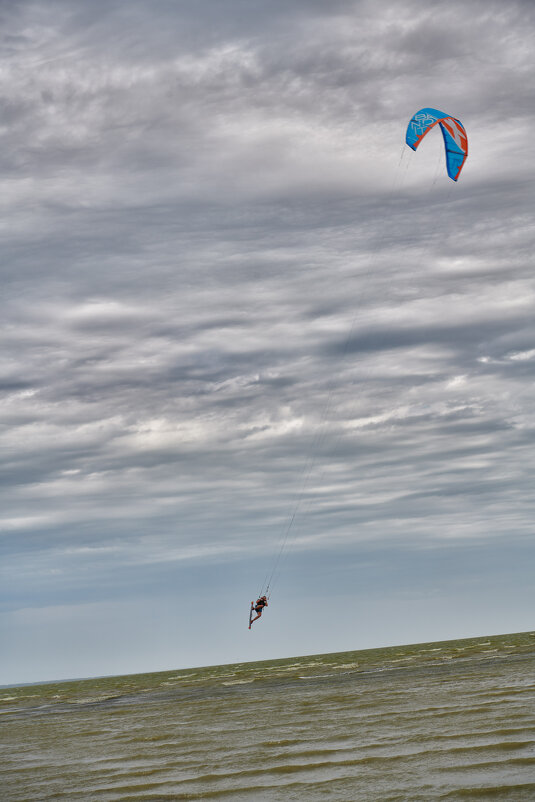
[248,602,254,629]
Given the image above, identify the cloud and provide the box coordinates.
[1,0,534,681]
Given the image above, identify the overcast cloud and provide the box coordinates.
[1,0,535,684]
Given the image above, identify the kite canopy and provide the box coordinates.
[406,107,468,181]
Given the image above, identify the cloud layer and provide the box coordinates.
[1,0,534,682]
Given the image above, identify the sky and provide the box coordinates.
[1,0,535,686]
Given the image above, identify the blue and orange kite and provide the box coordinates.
[406,108,468,181]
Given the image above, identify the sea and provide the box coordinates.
[1,631,535,801]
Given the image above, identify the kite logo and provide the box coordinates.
[410,111,438,138]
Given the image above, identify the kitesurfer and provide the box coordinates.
[249,596,268,628]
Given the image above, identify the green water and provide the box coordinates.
[2,631,535,800]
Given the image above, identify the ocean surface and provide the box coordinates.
[2,631,535,801]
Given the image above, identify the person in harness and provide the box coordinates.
[249,596,268,629]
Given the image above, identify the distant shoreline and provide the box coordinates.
[3,628,533,691]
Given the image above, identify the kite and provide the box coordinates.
[406,108,468,181]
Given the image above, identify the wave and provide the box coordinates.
[440,782,535,799]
